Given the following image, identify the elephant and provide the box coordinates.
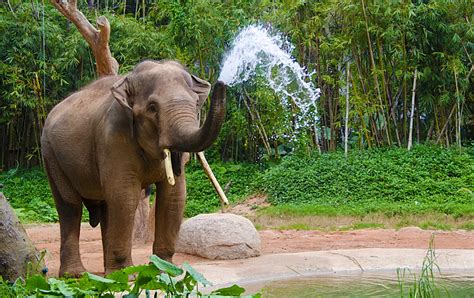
[41,60,226,276]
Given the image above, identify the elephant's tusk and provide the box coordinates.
[163,149,175,186]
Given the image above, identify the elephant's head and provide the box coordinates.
[110,60,226,161]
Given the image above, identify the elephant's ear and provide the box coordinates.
[191,74,211,108]
[111,76,134,137]
[111,76,132,111]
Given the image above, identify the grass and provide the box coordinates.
[460,222,474,230]
[397,235,449,297]
[419,221,452,231]
[250,211,473,231]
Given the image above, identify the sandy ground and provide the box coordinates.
[25,223,474,276]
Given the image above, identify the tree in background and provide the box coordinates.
[0,0,472,169]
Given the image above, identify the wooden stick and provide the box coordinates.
[197,152,229,205]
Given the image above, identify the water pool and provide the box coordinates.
[247,272,474,297]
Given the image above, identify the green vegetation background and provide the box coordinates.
[1,0,472,167]
[1,145,472,223]
[0,1,472,224]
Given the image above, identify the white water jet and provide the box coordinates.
[218,25,320,128]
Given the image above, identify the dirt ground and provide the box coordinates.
[25,223,474,276]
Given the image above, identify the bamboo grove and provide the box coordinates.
[0,0,472,168]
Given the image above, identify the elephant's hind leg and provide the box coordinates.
[43,154,86,276]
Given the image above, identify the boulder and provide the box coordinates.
[176,213,261,260]
[0,193,44,281]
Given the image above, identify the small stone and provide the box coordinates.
[176,213,261,260]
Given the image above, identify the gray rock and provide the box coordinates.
[0,193,44,281]
[176,213,261,260]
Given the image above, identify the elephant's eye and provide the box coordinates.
[148,103,157,113]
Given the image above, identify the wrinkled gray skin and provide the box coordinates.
[41,60,226,276]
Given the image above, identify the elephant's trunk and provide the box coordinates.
[170,81,226,153]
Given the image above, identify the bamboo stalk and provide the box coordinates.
[407,69,417,150]
[242,90,271,156]
[436,104,456,145]
[454,70,461,148]
[197,152,229,206]
[344,61,350,158]
[361,0,391,146]
[350,69,372,148]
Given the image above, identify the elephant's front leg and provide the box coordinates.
[153,175,186,262]
[103,185,141,274]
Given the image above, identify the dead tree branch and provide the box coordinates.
[50,0,118,76]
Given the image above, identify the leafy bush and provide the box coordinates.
[260,145,474,217]
[1,145,473,222]
[0,161,262,221]
[0,168,57,223]
[0,255,257,297]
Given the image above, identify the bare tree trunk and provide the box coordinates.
[407,69,417,150]
[0,193,44,281]
[50,0,118,77]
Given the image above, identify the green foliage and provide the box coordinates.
[185,159,263,217]
[0,168,57,222]
[260,145,474,217]
[2,145,473,223]
[2,0,472,169]
[0,255,256,297]
[0,160,262,221]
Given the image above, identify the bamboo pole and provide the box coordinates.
[344,61,350,158]
[454,70,461,148]
[197,152,229,206]
[242,89,272,156]
[407,69,417,150]
[361,0,391,146]
[435,104,456,145]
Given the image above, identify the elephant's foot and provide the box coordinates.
[59,263,86,277]
[104,255,133,275]
[104,262,133,275]
[154,249,174,263]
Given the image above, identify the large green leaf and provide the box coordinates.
[122,264,155,275]
[25,274,49,292]
[210,284,246,296]
[48,278,76,297]
[183,262,212,286]
[84,272,116,284]
[150,255,184,277]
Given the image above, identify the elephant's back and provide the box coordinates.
[44,76,121,131]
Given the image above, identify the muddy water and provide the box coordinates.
[250,272,474,297]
